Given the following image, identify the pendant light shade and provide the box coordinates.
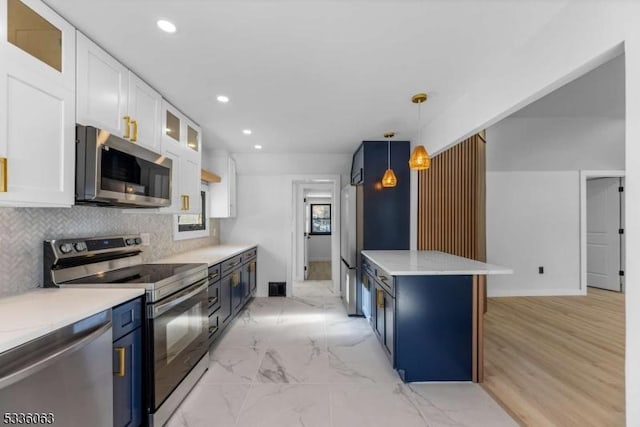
[410,93,431,171]
[381,168,397,187]
[382,131,397,188]
[409,145,431,170]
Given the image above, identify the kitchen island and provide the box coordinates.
[360,250,512,383]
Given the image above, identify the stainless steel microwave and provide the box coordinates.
[76,125,172,208]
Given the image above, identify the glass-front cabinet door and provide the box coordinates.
[0,0,76,206]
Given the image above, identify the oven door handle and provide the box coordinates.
[151,279,208,318]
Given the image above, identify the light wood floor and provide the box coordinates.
[483,288,625,427]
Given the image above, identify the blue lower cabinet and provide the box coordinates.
[394,275,472,382]
[113,327,142,427]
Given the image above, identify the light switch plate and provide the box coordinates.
[140,233,151,246]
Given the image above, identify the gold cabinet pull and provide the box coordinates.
[131,120,138,142]
[376,289,384,309]
[232,272,240,287]
[123,116,131,139]
[0,157,7,192]
[181,195,189,211]
[115,347,126,377]
[186,195,190,210]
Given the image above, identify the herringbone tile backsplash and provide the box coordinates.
[0,206,220,297]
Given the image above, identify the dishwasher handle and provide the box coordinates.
[0,317,112,390]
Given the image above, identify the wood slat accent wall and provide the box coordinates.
[417,132,486,261]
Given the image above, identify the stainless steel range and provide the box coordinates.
[43,235,209,427]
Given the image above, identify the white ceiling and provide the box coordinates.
[46,0,570,154]
[511,53,625,118]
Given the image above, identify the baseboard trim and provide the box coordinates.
[488,288,586,297]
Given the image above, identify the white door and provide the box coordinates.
[0,0,76,206]
[76,32,129,138]
[586,177,622,292]
[127,72,161,152]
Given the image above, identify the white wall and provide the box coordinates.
[487,117,625,172]
[486,115,624,297]
[215,153,350,297]
[487,171,580,296]
[308,235,331,261]
[411,3,640,420]
[219,175,289,297]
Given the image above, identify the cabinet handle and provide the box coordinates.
[208,296,218,306]
[363,275,369,289]
[115,347,126,377]
[123,116,131,139]
[209,325,219,336]
[186,195,190,210]
[250,261,256,273]
[376,289,384,309]
[232,272,240,287]
[131,120,138,142]
[181,195,189,211]
[208,272,219,281]
[0,157,7,192]
[377,275,388,283]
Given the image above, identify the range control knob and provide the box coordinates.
[134,237,142,245]
[125,238,135,246]
[59,243,74,254]
[74,242,87,252]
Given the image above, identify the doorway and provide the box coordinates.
[586,177,625,292]
[289,177,341,298]
[580,170,626,293]
[305,197,333,281]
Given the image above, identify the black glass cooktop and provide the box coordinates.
[64,263,201,285]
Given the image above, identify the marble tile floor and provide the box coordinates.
[167,287,516,427]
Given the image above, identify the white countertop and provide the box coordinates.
[361,250,513,276]
[154,244,257,267]
[0,288,144,354]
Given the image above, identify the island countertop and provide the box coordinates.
[361,250,512,276]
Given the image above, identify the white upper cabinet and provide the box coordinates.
[159,100,201,214]
[76,32,127,137]
[209,155,236,218]
[0,0,76,207]
[127,72,161,153]
[76,31,161,152]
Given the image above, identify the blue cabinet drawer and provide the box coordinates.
[242,247,257,262]
[112,298,142,341]
[208,279,221,315]
[221,255,242,277]
[208,264,221,282]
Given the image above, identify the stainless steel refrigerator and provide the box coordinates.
[340,185,360,315]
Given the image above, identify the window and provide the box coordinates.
[173,184,210,241]
[178,190,206,232]
[310,204,331,235]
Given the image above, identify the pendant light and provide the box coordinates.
[381,131,397,188]
[409,93,431,170]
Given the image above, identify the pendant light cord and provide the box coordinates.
[417,100,422,146]
[388,135,391,169]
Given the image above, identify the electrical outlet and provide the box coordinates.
[538,266,544,274]
[140,233,151,246]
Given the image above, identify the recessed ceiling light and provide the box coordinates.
[157,19,177,33]
[243,129,252,135]
[216,95,229,103]
[254,144,262,150]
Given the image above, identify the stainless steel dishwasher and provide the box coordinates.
[0,310,113,426]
